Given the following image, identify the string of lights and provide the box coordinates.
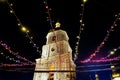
[105,46,120,59]
[80,57,120,63]
[80,45,120,63]
[0,63,35,67]
[80,46,120,63]
[0,51,35,64]
[0,0,120,73]
[74,0,87,61]
[0,66,120,73]
[80,13,120,63]
[43,0,54,30]
[25,32,41,54]
[0,52,21,63]
[81,56,120,63]
[0,61,120,69]
[5,0,41,56]
[0,40,35,64]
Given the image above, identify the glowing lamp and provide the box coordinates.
[110,51,115,55]
[111,65,115,69]
[76,36,80,39]
[21,27,28,32]
[83,0,87,3]
[49,64,54,70]
[112,73,120,78]
[17,23,21,26]
[95,74,99,78]
[112,73,120,80]
[10,10,13,13]
[10,3,13,6]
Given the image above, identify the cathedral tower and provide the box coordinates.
[33,23,76,80]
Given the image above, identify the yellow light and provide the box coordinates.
[95,74,99,78]
[82,23,85,26]
[83,0,87,3]
[10,10,13,13]
[49,64,54,70]
[76,42,79,44]
[10,3,13,6]
[113,49,117,51]
[26,30,29,33]
[30,37,33,39]
[17,23,21,26]
[111,65,115,69]
[80,20,82,23]
[21,27,27,32]
[110,51,115,55]
[76,36,80,39]
[55,22,61,28]
[112,73,120,78]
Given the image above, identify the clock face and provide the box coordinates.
[50,47,56,56]
[51,48,55,51]
[50,43,57,56]
[52,36,56,41]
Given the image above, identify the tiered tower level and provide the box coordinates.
[33,29,76,80]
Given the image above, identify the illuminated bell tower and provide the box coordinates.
[33,22,76,80]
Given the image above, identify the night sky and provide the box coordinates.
[0,0,120,80]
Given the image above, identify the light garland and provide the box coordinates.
[25,32,41,54]
[5,1,41,56]
[0,40,35,64]
[74,0,87,61]
[0,62,119,68]
[1,0,120,66]
[43,0,54,30]
[0,63,35,67]
[81,56,120,63]
[0,65,120,73]
[80,46,120,63]
[105,46,120,58]
[80,13,120,63]
[0,62,120,73]
[0,52,21,63]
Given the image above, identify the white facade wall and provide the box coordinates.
[33,29,76,80]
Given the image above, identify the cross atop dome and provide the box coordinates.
[55,22,61,28]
